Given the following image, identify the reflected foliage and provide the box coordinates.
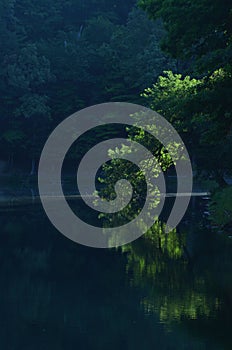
[0,207,232,349]
[122,220,232,347]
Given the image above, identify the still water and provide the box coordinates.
[0,184,231,349]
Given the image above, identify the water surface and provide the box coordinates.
[0,183,231,349]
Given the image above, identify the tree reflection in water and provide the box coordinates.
[0,207,231,349]
[122,220,232,345]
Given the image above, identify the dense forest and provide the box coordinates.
[0,0,172,167]
[0,0,232,229]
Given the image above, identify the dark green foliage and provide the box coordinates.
[1,0,231,193]
[139,0,232,176]
[139,0,232,72]
[0,0,173,169]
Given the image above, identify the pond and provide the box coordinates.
[0,179,231,350]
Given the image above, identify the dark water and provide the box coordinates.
[0,188,232,349]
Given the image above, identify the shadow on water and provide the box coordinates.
[0,180,231,349]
